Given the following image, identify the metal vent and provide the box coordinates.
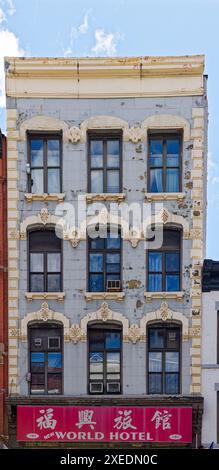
[48,337,60,349]
[90,382,103,393]
[107,382,120,393]
[106,280,121,291]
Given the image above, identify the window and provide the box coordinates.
[147,229,181,292]
[88,231,121,292]
[28,134,62,193]
[88,324,122,394]
[88,134,121,193]
[29,324,63,395]
[147,324,181,394]
[148,133,181,193]
[217,312,219,364]
[29,229,62,292]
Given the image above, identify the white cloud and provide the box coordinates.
[6,0,15,15]
[0,29,24,107]
[79,14,89,34]
[0,7,6,22]
[92,29,121,56]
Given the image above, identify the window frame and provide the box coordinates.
[27,131,62,194]
[147,130,182,193]
[88,131,122,194]
[28,228,63,293]
[146,227,182,292]
[87,229,122,293]
[147,322,181,395]
[28,322,63,396]
[87,323,122,395]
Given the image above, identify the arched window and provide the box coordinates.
[29,323,63,395]
[147,323,181,395]
[88,323,122,394]
[147,228,181,292]
[28,229,62,292]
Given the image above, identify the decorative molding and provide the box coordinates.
[25,193,65,203]
[67,325,86,343]
[140,301,189,340]
[19,115,69,142]
[86,193,126,203]
[80,115,129,142]
[25,292,65,302]
[20,208,64,238]
[81,302,129,337]
[141,114,191,142]
[68,126,81,143]
[85,292,125,301]
[126,324,141,344]
[124,126,145,143]
[21,302,70,341]
[145,208,190,240]
[145,192,185,202]
[144,291,184,302]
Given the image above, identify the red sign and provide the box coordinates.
[17,406,192,443]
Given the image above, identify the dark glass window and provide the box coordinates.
[149,134,181,193]
[148,324,180,394]
[29,230,62,292]
[89,135,121,193]
[28,135,61,193]
[148,229,181,292]
[29,325,62,395]
[88,231,121,292]
[88,325,122,394]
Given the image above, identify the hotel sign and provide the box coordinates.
[17,406,192,443]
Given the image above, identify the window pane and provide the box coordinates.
[106,253,120,273]
[89,253,103,273]
[165,373,179,394]
[30,140,43,167]
[89,352,103,373]
[30,374,45,394]
[106,236,121,249]
[89,374,103,380]
[167,329,180,349]
[150,169,163,192]
[107,170,120,193]
[91,170,103,192]
[89,331,105,350]
[30,274,44,292]
[47,374,62,394]
[107,140,120,168]
[166,169,179,192]
[148,352,162,372]
[31,169,44,193]
[166,274,180,291]
[90,238,104,249]
[166,253,180,272]
[107,352,120,373]
[105,332,121,349]
[48,168,60,193]
[31,352,45,372]
[167,139,180,167]
[149,252,162,272]
[90,141,103,168]
[47,253,61,272]
[166,352,179,372]
[47,140,60,166]
[47,274,61,292]
[149,329,165,349]
[30,253,44,272]
[89,274,104,292]
[150,140,163,167]
[48,352,62,372]
[148,274,162,292]
[148,374,162,394]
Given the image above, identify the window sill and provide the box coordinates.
[145,192,185,202]
[85,292,125,301]
[25,193,65,203]
[25,292,65,302]
[144,291,184,302]
[86,193,126,203]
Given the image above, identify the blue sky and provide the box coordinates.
[0,0,218,258]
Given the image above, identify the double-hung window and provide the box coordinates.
[88,134,121,193]
[28,134,62,193]
[88,231,121,292]
[148,133,181,193]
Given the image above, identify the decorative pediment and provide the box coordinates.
[140,301,189,340]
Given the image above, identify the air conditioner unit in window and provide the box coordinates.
[48,337,60,350]
[90,382,103,393]
[34,338,42,347]
[106,280,121,292]
[107,382,120,393]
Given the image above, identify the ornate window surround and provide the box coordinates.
[140,301,189,341]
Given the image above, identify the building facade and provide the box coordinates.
[202,259,219,448]
[5,55,207,448]
[0,130,8,447]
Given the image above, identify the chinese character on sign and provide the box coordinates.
[151,410,172,430]
[76,410,96,430]
[113,410,137,430]
[36,408,57,430]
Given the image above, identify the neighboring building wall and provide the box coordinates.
[0,130,8,444]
